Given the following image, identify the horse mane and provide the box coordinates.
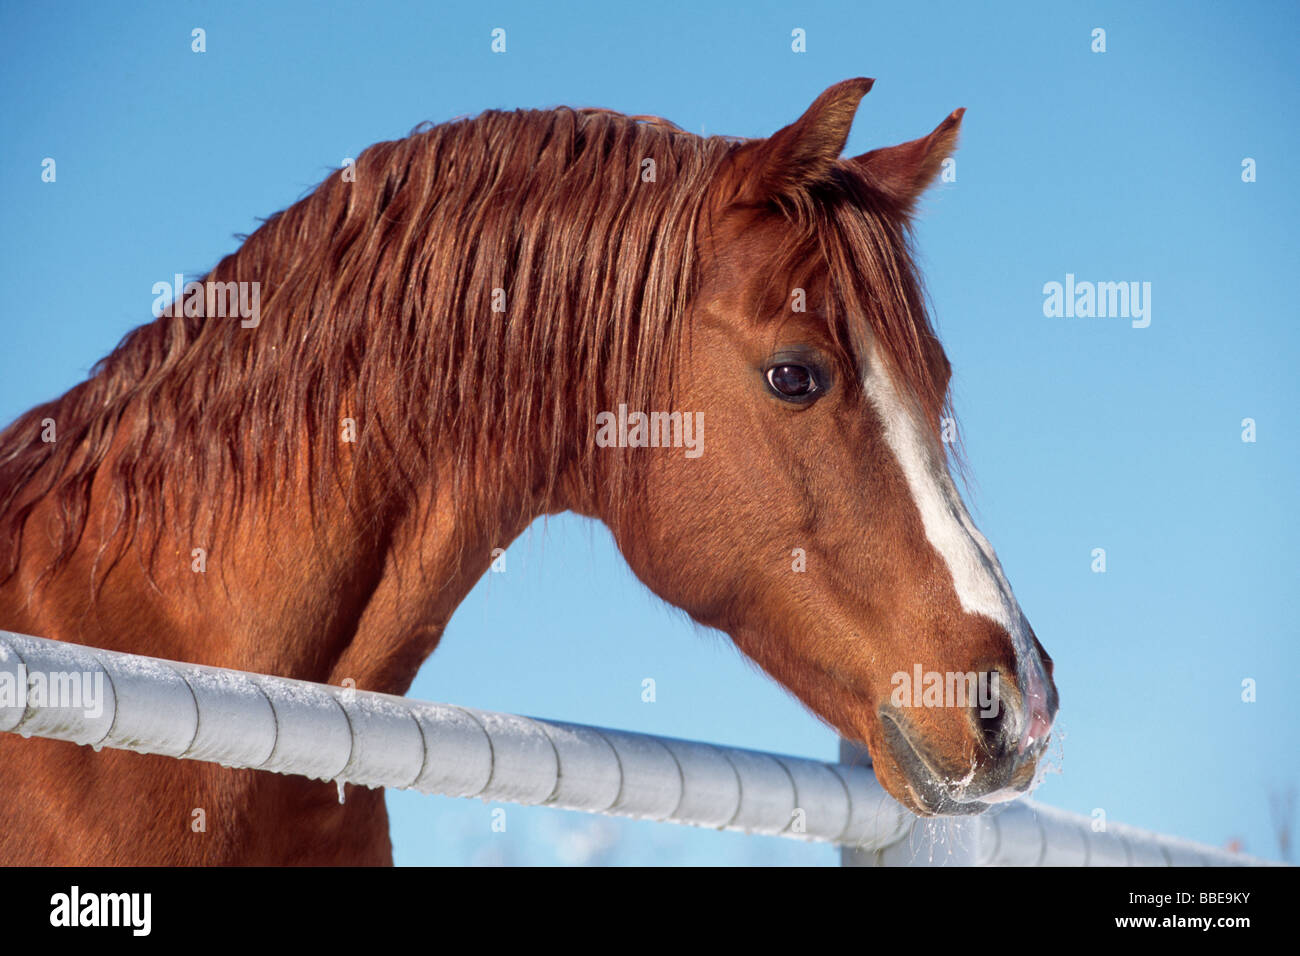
[0,103,954,587]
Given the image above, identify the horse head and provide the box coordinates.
[593,80,1058,815]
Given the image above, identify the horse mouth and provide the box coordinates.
[879,713,1040,817]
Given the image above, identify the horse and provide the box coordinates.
[0,78,1058,865]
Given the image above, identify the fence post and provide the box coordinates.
[840,739,885,865]
[839,738,987,866]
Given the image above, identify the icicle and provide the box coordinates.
[336,778,346,805]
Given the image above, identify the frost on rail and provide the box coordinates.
[0,631,1271,866]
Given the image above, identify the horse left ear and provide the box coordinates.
[723,77,876,206]
[850,108,965,210]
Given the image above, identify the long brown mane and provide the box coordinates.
[0,104,952,590]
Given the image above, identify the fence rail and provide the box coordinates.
[0,630,1274,866]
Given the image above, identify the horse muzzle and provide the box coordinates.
[875,677,1058,816]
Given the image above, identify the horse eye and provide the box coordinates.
[766,364,818,399]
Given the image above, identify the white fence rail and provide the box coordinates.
[0,630,1273,866]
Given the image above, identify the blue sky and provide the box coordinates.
[1,1,1296,865]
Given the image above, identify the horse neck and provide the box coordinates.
[0,419,540,696]
[316,465,543,694]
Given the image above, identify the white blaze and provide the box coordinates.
[862,345,1048,736]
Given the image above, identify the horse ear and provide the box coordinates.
[850,108,965,210]
[724,77,875,205]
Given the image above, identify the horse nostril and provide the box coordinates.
[967,665,1021,756]
[974,702,1012,755]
